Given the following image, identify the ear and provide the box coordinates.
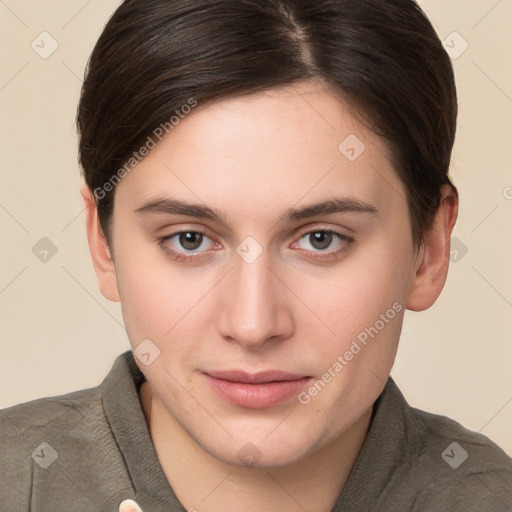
[406,184,459,311]
[80,181,120,302]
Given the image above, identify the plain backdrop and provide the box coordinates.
[1,0,511,456]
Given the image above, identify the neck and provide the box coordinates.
[139,381,372,512]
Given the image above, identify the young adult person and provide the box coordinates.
[1,1,511,511]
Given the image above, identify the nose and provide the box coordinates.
[218,248,294,349]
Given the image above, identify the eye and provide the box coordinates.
[158,227,353,263]
[159,230,218,261]
[291,229,353,259]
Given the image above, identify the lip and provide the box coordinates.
[204,370,312,409]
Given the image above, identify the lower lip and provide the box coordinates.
[204,375,312,409]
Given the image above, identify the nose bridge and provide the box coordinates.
[219,248,292,347]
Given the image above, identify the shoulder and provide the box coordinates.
[1,384,102,440]
[0,385,108,510]
[0,349,136,440]
[367,379,512,511]
[411,404,512,469]
[0,351,141,511]
[0,384,105,472]
[406,402,512,510]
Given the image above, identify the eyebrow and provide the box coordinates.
[134,196,377,225]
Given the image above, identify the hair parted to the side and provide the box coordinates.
[77,0,458,250]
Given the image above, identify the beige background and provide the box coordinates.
[1,0,511,457]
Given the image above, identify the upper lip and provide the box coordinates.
[205,370,309,384]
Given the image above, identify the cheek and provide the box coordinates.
[297,246,410,345]
[113,245,182,343]
[114,247,221,358]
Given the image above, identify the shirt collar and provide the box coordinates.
[101,350,185,510]
[332,377,421,511]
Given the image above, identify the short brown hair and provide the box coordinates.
[77,0,458,249]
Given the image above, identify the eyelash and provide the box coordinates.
[158,228,354,263]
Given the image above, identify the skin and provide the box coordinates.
[82,80,458,512]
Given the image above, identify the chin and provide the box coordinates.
[193,426,323,468]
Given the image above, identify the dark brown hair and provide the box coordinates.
[77,0,458,249]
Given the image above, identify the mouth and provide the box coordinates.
[203,370,313,409]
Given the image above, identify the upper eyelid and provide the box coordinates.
[295,226,352,240]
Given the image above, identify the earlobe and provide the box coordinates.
[80,182,120,303]
[406,184,459,311]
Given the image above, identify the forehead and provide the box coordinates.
[114,80,405,224]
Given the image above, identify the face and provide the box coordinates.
[106,80,422,466]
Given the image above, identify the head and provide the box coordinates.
[78,0,458,466]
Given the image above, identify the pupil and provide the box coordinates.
[180,232,202,250]
[311,232,332,250]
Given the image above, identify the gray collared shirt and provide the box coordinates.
[1,350,511,511]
